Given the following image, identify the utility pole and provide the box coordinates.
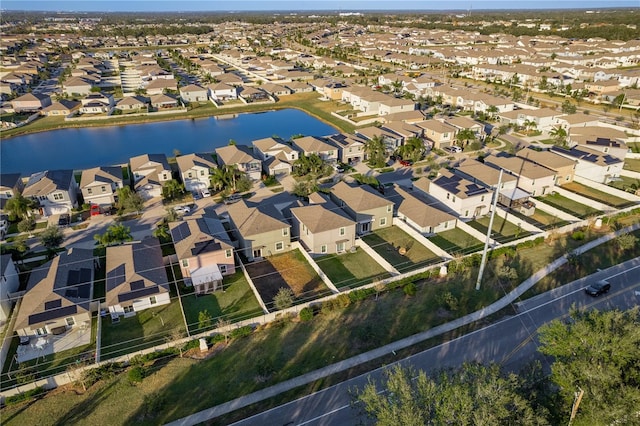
[476,169,502,291]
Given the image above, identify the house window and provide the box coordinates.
[447,193,450,200]
[188,172,193,178]
[87,188,93,194]
[101,186,106,193]
[321,245,327,254]
[565,175,570,181]
[532,190,536,196]
[182,259,189,267]
[339,227,345,236]
[465,210,469,217]
[481,195,485,202]
[444,222,448,229]
[36,327,47,336]
[336,242,345,252]
[53,193,64,200]
[200,170,205,176]
[162,173,168,180]
[225,249,232,258]
[275,241,284,251]
[124,305,134,314]
[387,205,392,213]
[452,196,456,203]
[283,228,289,236]
[220,264,227,274]
[150,296,157,305]
[66,317,75,326]
[380,217,387,226]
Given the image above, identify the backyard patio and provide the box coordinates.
[16,322,93,363]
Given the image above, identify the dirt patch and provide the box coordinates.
[244,250,328,310]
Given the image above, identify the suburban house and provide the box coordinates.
[285,81,313,93]
[215,145,262,181]
[415,120,457,150]
[149,93,179,109]
[514,108,563,132]
[176,153,217,193]
[11,92,52,113]
[0,255,20,323]
[378,97,416,116]
[105,237,170,318]
[325,133,367,165]
[170,215,235,295]
[145,78,178,95]
[551,145,624,184]
[62,76,94,96]
[329,181,393,235]
[0,173,24,203]
[129,153,172,200]
[179,84,208,103]
[239,86,269,102]
[393,186,457,235]
[454,158,519,192]
[484,154,557,197]
[291,136,339,163]
[516,147,577,186]
[260,83,291,97]
[413,171,492,219]
[79,92,115,114]
[23,169,78,216]
[79,166,124,207]
[570,134,629,160]
[41,100,81,117]
[442,116,486,141]
[207,82,238,101]
[290,197,357,255]
[14,248,95,338]
[115,96,148,111]
[252,137,299,177]
[356,126,404,154]
[225,199,292,261]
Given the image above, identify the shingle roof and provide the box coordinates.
[290,203,355,234]
[226,199,290,238]
[454,159,517,187]
[515,148,576,170]
[330,181,392,212]
[484,155,557,180]
[80,166,123,188]
[394,186,456,228]
[170,216,233,260]
[23,169,73,197]
[176,153,217,173]
[431,170,491,199]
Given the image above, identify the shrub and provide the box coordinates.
[273,287,295,310]
[130,348,179,366]
[4,386,45,406]
[128,365,146,383]
[17,217,35,233]
[299,307,314,322]
[571,231,585,241]
[82,362,121,387]
[348,288,376,303]
[230,325,253,339]
[403,282,417,296]
[336,293,352,308]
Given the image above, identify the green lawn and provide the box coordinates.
[608,176,640,193]
[100,301,186,360]
[315,248,390,290]
[428,228,484,255]
[467,216,532,244]
[561,182,634,208]
[536,193,602,219]
[623,158,640,172]
[362,226,441,273]
[180,271,263,334]
[507,208,570,230]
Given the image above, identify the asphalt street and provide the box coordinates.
[230,259,640,426]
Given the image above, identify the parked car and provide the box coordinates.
[224,193,242,205]
[90,205,101,216]
[585,280,611,296]
[400,159,413,167]
[201,189,211,198]
[446,145,463,154]
[173,205,191,214]
[58,213,71,227]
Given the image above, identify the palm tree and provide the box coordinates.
[364,135,387,168]
[455,129,477,148]
[487,105,499,120]
[523,119,537,135]
[396,137,425,162]
[549,126,568,146]
[5,193,36,220]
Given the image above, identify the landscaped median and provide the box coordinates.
[2,210,639,426]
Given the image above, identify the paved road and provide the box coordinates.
[230,259,640,426]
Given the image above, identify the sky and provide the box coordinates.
[2,1,639,13]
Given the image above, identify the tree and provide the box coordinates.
[538,307,640,425]
[293,153,327,177]
[198,310,213,331]
[455,129,477,148]
[116,187,145,215]
[4,193,36,221]
[40,225,64,251]
[549,126,568,146]
[523,119,537,134]
[94,223,133,247]
[365,135,387,168]
[356,363,547,426]
[161,179,185,201]
[487,105,499,120]
[17,217,35,233]
[615,233,637,251]
[396,136,425,163]
[561,100,577,114]
[273,287,294,310]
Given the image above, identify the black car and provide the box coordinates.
[58,213,71,227]
[585,280,611,296]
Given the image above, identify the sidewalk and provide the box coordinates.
[167,222,640,426]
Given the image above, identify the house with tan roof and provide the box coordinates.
[80,166,124,207]
[226,199,292,261]
[11,92,51,113]
[149,93,179,109]
[207,82,238,101]
[328,181,393,235]
[554,113,601,130]
[62,76,94,96]
[179,84,208,103]
[176,153,217,192]
[515,108,563,132]
[106,237,170,318]
[291,136,338,162]
[170,215,235,295]
[23,169,78,216]
[215,145,262,180]
[129,153,172,200]
[325,133,367,164]
[393,186,457,235]
[260,83,291,97]
[516,147,577,186]
[285,81,313,93]
[413,171,492,219]
[551,145,623,184]
[15,248,94,339]
[357,126,404,154]
[41,100,81,117]
[252,137,299,177]
[144,78,178,95]
[115,95,147,111]
[290,198,357,255]
[415,120,457,150]
[484,154,557,196]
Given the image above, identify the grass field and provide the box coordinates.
[315,248,390,290]
[623,158,640,172]
[467,216,531,244]
[507,208,570,230]
[362,226,441,273]
[181,271,264,334]
[536,193,602,219]
[608,176,640,194]
[561,182,634,208]
[428,228,484,255]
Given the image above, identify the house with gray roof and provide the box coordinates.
[225,199,291,261]
[1,255,20,324]
[176,153,217,193]
[15,248,94,338]
[484,154,557,197]
[105,237,170,318]
[290,197,356,255]
[291,136,338,163]
[551,145,624,184]
[329,181,393,235]
[129,153,172,200]
[23,169,78,216]
[392,186,457,235]
[170,215,235,295]
[215,145,262,180]
[80,166,124,207]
